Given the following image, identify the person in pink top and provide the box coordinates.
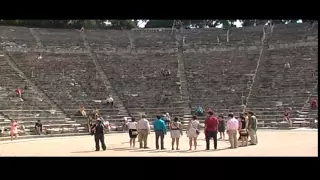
[10,119,19,141]
[226,113,239,149]
[16,87,22,98]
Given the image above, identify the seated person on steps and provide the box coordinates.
[35,120,43,135]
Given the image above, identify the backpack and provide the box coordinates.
[94,123,104,135]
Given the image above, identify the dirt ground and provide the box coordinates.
[0,129,317,157]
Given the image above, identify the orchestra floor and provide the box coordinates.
[0,129,317,157]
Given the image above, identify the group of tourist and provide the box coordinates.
[81,108,259,151]
[120,110,258,151]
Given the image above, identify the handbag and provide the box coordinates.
[191,121,200,135]
[239,129,248,135]
[131,130,138,135]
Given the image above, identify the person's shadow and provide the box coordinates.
[71,150,98,154]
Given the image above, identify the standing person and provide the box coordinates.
[126,118,138,148]
[153,115,167,150]
[239,115,249,146]
[226,113,239,149]
[170,117,183,150]
[204,111,219,150]
[163,112,171,127]
[218,114,226,140]
[187,115,200,150]
[247,111,258,145]
[283,110,291,126]
[137,114,150,149]
[10,119,19,141]
[35,120,43,135]
[92,119,106,151]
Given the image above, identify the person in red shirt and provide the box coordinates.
[204,111,219,150]
[311,99,317,109]
[15,87,22,98]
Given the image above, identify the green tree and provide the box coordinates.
[0,19,138,30]
[144,20,174,28]
[107,20,138,30]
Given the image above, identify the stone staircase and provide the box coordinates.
[175,29,192,120]
[293,82,318,128]
[80,31,129,120]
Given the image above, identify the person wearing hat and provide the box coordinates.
[226,113,239,148]
[92,118,106,151]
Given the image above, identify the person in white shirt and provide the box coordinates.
[37,54,43,60]
[106,95,114,108]
[100,116,110,133]
[137,114,151,149]
[226,113,239,149]
[163,112,171,127]
[284,62,291,69]
[126,118,138,147]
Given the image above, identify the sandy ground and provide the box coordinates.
[0,130,318,157]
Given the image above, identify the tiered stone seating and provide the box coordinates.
[182,26,263,47]
[0,111,81,136]
[85,30,130,50]
[184,50,259,111]
[0,52,75,136]
[37,28,85,49]
[0,23,318,136]
[96,53,181,114]
[0,26,36,48]
[266,23,318,44]
[130,31,177,49]
[247,46,318,126]
[0,53,58,112]
[294,85,318,128]
[228,26,263,45]
[182,28,221,46]
[8,52,116,115]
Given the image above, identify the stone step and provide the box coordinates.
[291,118,314,121]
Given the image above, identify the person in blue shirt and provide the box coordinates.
[195,105,204,116]
[153,115,167,150]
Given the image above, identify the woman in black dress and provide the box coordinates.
[239,116,248,146]
[218,115,226,140]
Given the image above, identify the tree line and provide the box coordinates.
[0,19,314,30]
